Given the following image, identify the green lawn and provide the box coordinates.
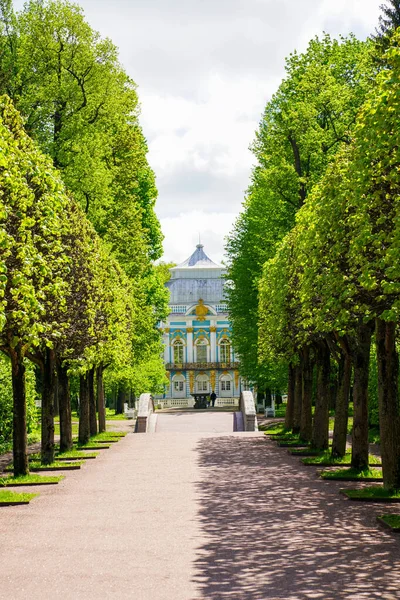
[320,467,383,481]
[0,474,64,486]
[342,487,400,500]
[90,431,126,441]
[56,450,98,459]
[54,423,79,435]
[6,461,84,471]
[302,451,381,466]
[75,443,110,450]
[0,489,38,504]
[377,514,400,530]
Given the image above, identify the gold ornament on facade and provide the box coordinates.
[164,328,170,333]
[195,298,208,321]
[210,326,217,333]
[189,371,194,393]
[187,327,194,333]
[234,370,239,388]
[210,370,216,390]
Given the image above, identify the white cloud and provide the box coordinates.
[160,210,238,265]
[12,0,384,264]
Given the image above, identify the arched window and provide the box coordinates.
[173,339,184,364]
[219,339,231,363]
[195,338,208,363]
[196,373,209,393]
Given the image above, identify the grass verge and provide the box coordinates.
[302,452,381,466]
[377,515,400,531]
[290,448,322,456]
[320,468,383,481]
[5,461,84,472]
[278,440,309,447]
[56,450,98,460]
[0,489,38,505]
[263,424,289,435]
[75,443,110,450]
[341,487,400,501]
[0,474,64,486]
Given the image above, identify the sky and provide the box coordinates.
[15,0,383,264]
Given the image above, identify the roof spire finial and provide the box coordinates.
[197,232,203,249]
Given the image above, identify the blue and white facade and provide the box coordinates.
[159,244,240,402]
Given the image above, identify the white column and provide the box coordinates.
[163,329,170,364]
[210,326,217,362]
[187,323,194,363]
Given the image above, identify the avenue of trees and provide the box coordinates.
[226,1,400,490]
[0,1,168,475]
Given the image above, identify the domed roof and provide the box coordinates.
[174,244,221,269]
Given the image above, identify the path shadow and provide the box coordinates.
[192,435,400,600]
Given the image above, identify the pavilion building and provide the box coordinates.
[158,244,240,405]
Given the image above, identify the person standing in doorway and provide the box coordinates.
[210,390,217,408]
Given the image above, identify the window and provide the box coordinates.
[196,374,209,392]
[174,381,184,392]
[173,340,184,363]
[196,338,208,363]
[197,380,208,391]
[220,339,231,363]
[221,380,231,391]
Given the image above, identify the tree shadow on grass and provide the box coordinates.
[192,435,400,600]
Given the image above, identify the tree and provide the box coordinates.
[375,1,400,38]
[226,34,373,390]
[0,95,69,474]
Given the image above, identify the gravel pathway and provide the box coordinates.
[0,420,399,599]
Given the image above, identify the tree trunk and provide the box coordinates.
[116,386,125,415]
[285,363,295,430]
[78,373,90,445]
[97,365,106,433]
[376,318,400,490]
[312,340,330,451]
[292,364,302,435]
[300,346,313,443]
[10,347,29,476]
[331,352,352,459]
[41,347,56,465]
[88,368,97,437]
[58,361,73,452]
[350,322,373,471]
[54,377,59,417]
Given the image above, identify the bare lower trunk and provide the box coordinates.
[376,319,400,490]
[292,364,302,435]
[285,363,295,430]
[116,387,125,415]
[88,368,97,437]
[312,340,331,451]
[350,322,373,471]
[78,373,90,445]
[331,352,352,459]
[97,365,106,433]
[10,347,29,476]
[58,361,73,452]
[41,347,56,465]
[300,346,313,443]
